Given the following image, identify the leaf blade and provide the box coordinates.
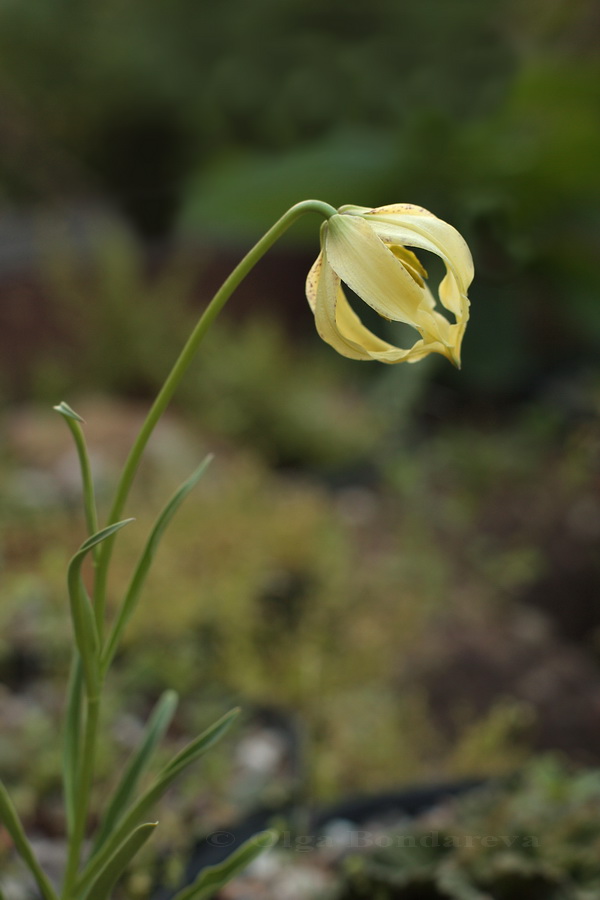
[78,518,136,557]
[0,780,58,900]
[53,401,85,423]
[172,830,278,900]
[92,690,178,854]
[85,822,158,900]
[77,708,239,894]
[161,707,240,780]
[101,457,212,673]
[67,519,134,694]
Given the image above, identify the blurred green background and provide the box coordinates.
[1,0,600,889]
[1,0,599,397]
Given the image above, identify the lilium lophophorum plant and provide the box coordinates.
[0,199,473,900]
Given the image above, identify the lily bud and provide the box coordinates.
[306,203,474,367]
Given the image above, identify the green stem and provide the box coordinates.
[63,656,83,837]
[93,198,335,627]
[62,696,101,899]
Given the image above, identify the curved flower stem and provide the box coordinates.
[92,198,336,633]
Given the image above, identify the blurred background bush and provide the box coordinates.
[1,0,599,397]
[1,0,600,889]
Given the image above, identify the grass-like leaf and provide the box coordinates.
[77,519,136,557]
[101,456,213,673]
[172,830,278,900]
[92,690,178,854]
[67,519,134,694]
[84,822,158,900]
[53,401,99,541]
[0,780,58,900]
[76,708,239,894]
[53,401,85,423]
[161,708,238,781]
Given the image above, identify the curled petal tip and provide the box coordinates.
[447,346,462,369]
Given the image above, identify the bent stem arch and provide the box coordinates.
[93,199,336,633]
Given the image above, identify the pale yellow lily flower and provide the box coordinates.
[305,203,474,367]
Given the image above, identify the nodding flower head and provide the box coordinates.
[306,203,474,368]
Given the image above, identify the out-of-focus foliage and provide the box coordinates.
[3,348,600,810]
[2,328,600,889]
[338,757,600,899]
[0,0,598,395]
[0,0,513,219]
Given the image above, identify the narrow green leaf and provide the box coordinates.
[162,706,240,779]
[137,456,212,562]
[92,691,178,854]
[63,656,84,835]
[84,822,157,900]
[78,519,135,556]
[172,830,278,900]
[102,457,212,673]
[53,401,85,423]
[54,401,99,552]
[0,781,59,900]
[66,574,100,696]
[77,708,239,894]
[67,519,134,694]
